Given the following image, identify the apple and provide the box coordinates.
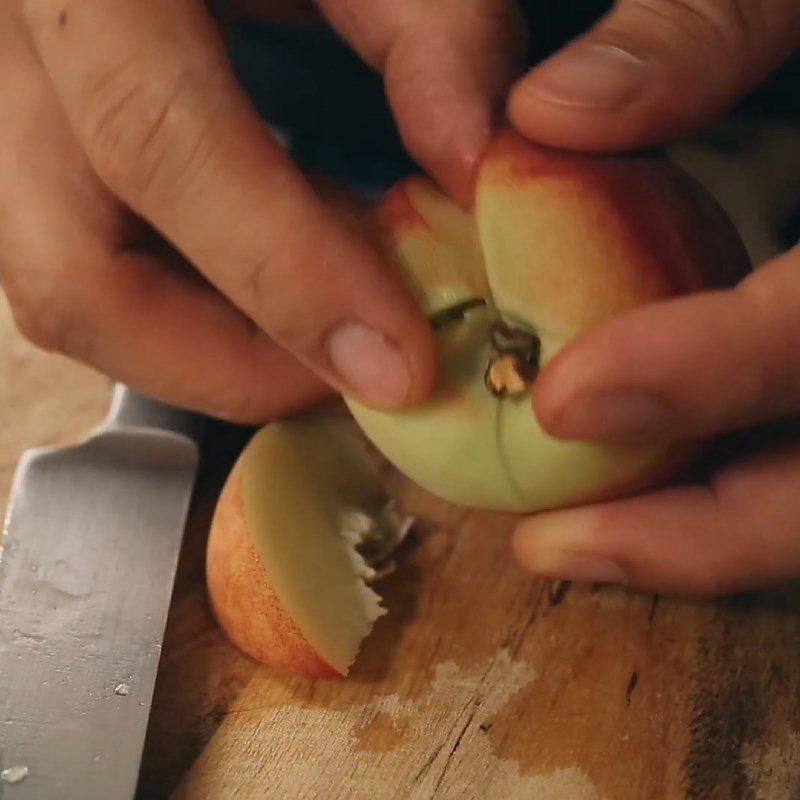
[345,129,751,512]
[207,130,751,677]
[206,416,411,678]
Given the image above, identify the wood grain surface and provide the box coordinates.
[2,119,800,800]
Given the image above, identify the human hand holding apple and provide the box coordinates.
[513,237,800,596]
[502,0,800,597]
[0,0,526,421]
[206,130,750,676]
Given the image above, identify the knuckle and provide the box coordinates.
[696,481,756,596]
[456,0,528,71]
[236,261,325,353]
[6,270,83,353]
[621,0,767,66]
[202,333,271,423]
[687,565,736,597]
[82,56,224,207]
[260,306,323,354]
[461,0,527,40]
[735,273,799,415]
[208,383,269,425]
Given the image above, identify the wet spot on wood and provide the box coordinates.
[685,628,764,799]
[742,732,800,799]
[353,711,409,754]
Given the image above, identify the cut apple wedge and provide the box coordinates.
[206,417,412,677]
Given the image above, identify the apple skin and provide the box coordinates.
[346,129,751,513]
[207,455,340,679]
[206,418,399,679]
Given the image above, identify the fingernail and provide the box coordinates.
[554,390,671,440]
[327,322,411,407]
[542,554,628,585]
[524,42,648,109]
[516,530,628,584]
[515,514,628,585]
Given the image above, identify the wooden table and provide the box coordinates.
[3,119,800,800]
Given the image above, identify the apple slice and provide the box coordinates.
[206,417,412,677]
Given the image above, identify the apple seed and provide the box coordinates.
[485,354,532,397]
[485,322,540,398]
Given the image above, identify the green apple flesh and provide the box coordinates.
[346,130,751,512]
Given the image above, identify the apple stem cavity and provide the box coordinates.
[339,500,414,586]
[485,322,541,398]
[427,298,541,399]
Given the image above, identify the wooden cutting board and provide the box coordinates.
[3,119,800,800]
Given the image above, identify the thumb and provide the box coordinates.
[534,245,800,442]
[509,0,800,152]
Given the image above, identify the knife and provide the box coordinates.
[0,384,203,799]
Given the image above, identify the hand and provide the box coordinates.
[0,0,524,421]
[509,0,800,595]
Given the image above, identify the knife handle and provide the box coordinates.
[105,383,206,442]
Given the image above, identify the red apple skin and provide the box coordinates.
[478,129,752,330]
[381,176,440,238]
[383,131,750,299]
[206,459,341,679]
[480,130,750,508]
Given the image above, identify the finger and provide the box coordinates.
[4,251,331,423]
[509,0,800,152]
[317,0,527,204]
[0,31,328,422]
[533,245,800,442]
[23,0,437,410]
[513,439,800,596]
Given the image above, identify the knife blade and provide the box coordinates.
[0,384,203,799]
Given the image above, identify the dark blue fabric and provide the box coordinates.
[227,3,611,191]
[227,2,799,194]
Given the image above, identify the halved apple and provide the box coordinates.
[345,130,751,512]
[206,417,411,677]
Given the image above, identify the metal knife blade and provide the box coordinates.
[0,384,203,800]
